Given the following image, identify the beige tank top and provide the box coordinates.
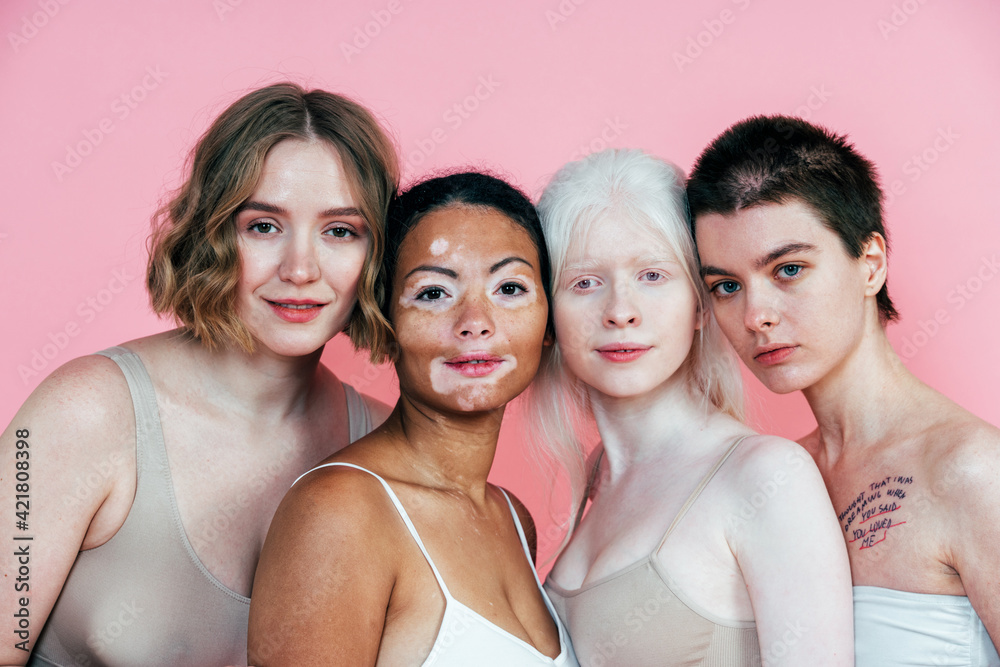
[544,436,761,666]
[28,346,373,667]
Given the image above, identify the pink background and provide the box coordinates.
[3,0,998,567]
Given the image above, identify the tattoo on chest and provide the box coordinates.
[837,476,913,550]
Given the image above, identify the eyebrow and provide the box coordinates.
[403,257,533,282]
[700,242,818,277]
[490,256,534,273]
[236,201,364,219]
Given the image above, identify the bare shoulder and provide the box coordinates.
[924,414,1000,502]
[9,353,135,457]
[270,462,403,550]
[726,433,821,490]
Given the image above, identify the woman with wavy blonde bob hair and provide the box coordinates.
[2,83,397,667]
[530,148,854,666]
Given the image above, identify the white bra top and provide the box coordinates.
[854,585,1000,666]
[293,462,578,667]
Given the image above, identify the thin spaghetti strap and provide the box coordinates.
[572,448,605,531]
[499,489,534,566]
[292,462,454,598]
[656,434,751,552]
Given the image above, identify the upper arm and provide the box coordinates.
[1,355,135,663]
[248,470,398,667]
[727,437,854,666]
[503,489,538,564]
[941,428,1000,645]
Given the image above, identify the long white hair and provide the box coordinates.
[527,148,744,558]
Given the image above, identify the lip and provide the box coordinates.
[595,342,651,363]
[443,352,506,377]
[753,344,798,367]
[266,298,326,323]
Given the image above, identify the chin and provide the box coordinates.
[751,366,815,395]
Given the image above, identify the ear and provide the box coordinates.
[694,300,708,331]
[861,232,888,297]
[543,327,556,347]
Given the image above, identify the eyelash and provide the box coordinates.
[709,264,805,298]
[243,220,359,238]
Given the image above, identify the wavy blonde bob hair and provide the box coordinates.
[147,83,398,354]
[528,148,744,552]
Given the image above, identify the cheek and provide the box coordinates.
[321,244,368,293]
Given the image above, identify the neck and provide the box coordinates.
[183,332,327,420]
[383,395,505,501]
[588,369,716,480]
[802,323,928,458]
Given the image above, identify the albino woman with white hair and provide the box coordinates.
[531,149,854,666]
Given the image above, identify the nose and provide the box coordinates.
[743,285,780,332]
[454,293,494,339]
[278,232,320,284]
[603,283,641,328]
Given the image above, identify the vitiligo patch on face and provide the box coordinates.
[429,238,449,256]
[429,354,517,410]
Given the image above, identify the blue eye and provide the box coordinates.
[644,271,663,282]
[574,279,593,290]
[779,265,802,278]
[713,280,741,296]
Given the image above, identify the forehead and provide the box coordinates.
[695,199,842,266]
[565,214,679,263]
[253,139,352,195]
[397,205,540,272]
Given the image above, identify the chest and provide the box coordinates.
[826,464,959,591]
[159,400,350,597]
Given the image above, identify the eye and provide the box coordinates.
[248,220,278,234]
[573,279,594,290]
[497,282,527,296]
[326,226,357,239]
[711,280,741,297]
[416,287,446,301]
[642,271,663,282]
[778,264,802,279]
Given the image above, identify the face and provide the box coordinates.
[234,139,368,358]
[695,199,876,394]
[390,205,549,414]
[553,215,701,400]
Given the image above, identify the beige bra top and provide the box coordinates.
[29,346,373,667]
[544,436,761,666]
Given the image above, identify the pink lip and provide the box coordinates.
[595,342,651,363]
[266,299,326,323]
[754,344,797,366]
[444,353,505,377]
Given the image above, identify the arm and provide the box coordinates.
[941,427,1000,648]
[727,437,854,666]
[1,356,135,665]
[248,469,398,666]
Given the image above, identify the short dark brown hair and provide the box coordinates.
[687,114,898,322]
[147,83,399,352]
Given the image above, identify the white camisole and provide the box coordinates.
[293,462,578,666]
